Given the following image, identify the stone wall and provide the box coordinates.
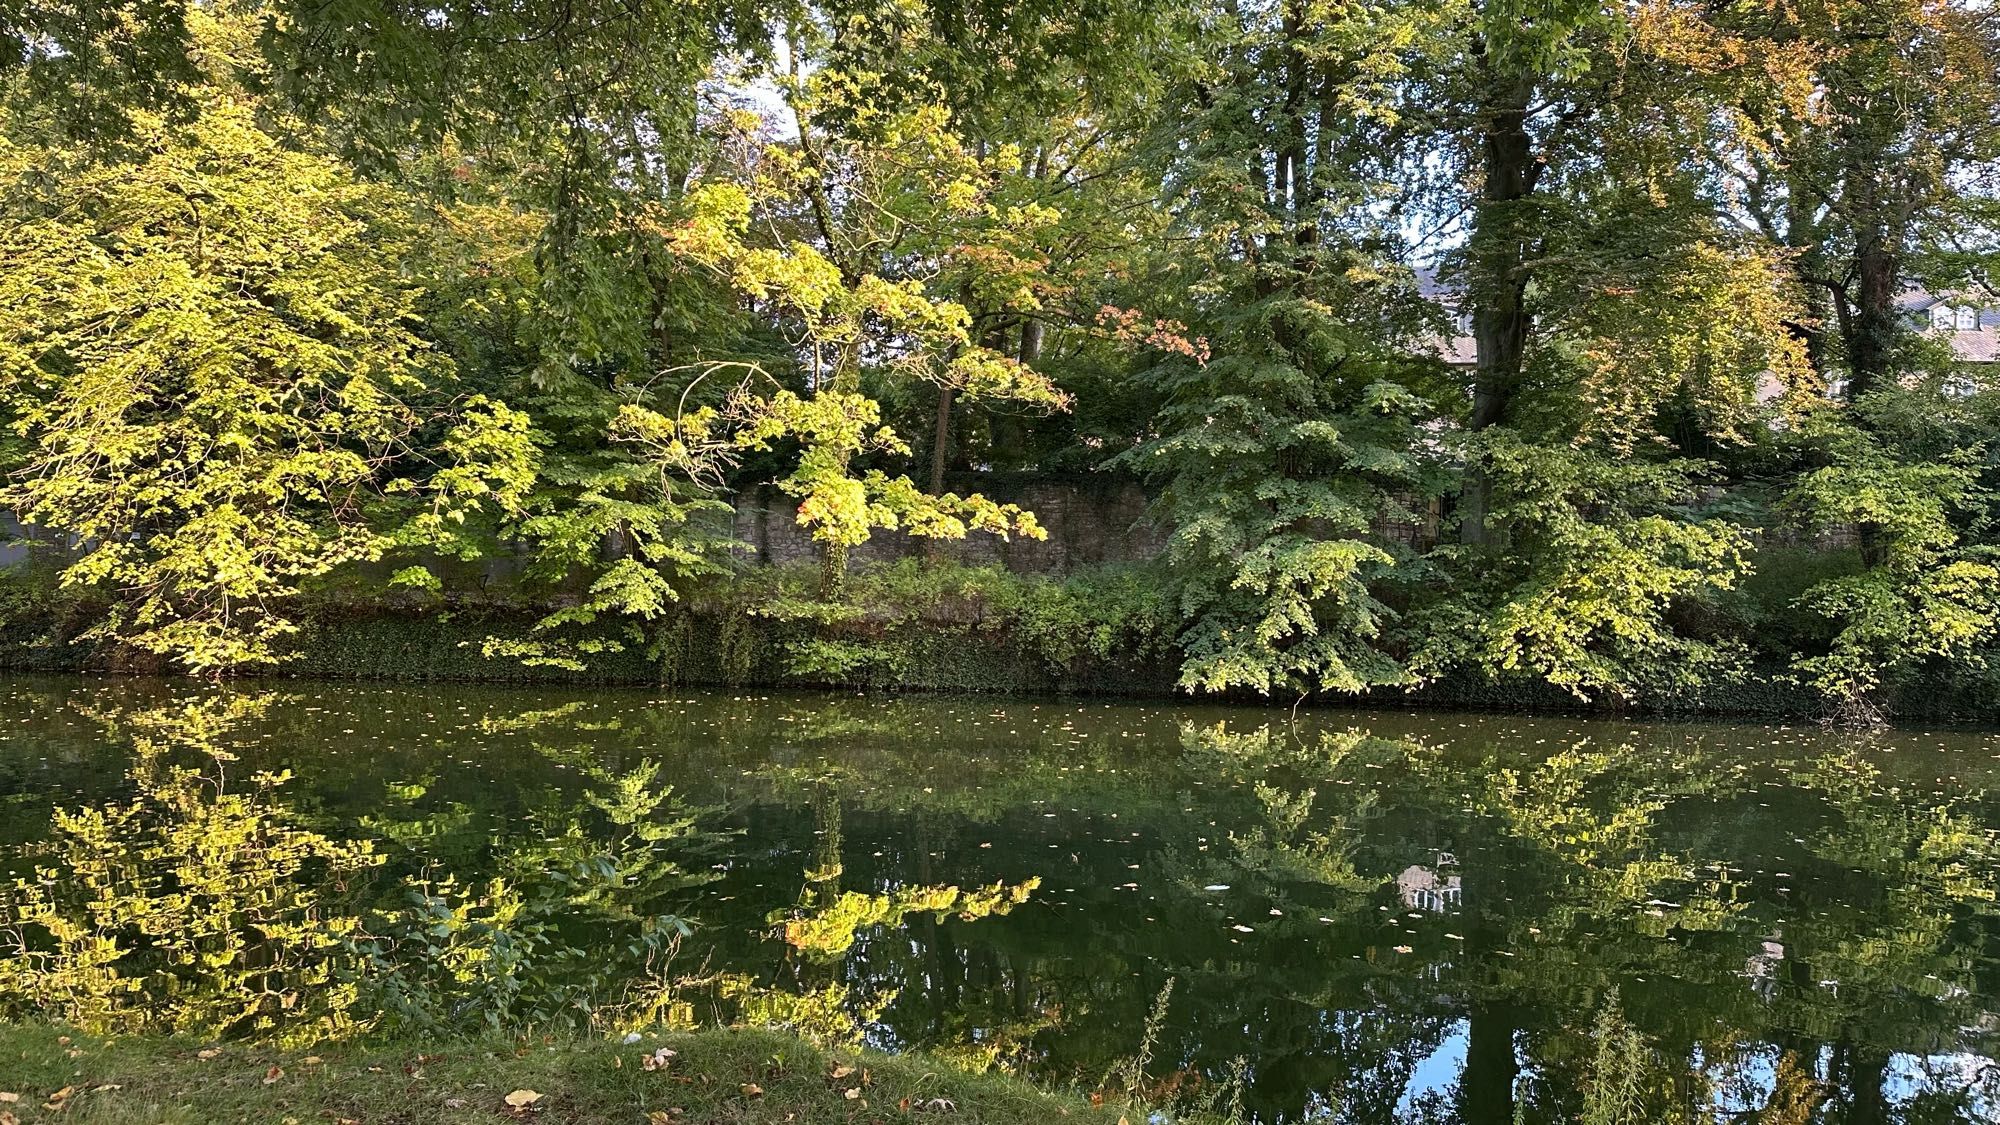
[730,473,1169,574]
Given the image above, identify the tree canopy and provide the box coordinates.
[5,0,2000,719]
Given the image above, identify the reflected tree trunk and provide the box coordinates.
[1458,1002,1518,1123]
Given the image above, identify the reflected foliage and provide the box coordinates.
[1,681,1998,1122]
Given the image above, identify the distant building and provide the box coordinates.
[1415,274,2000,389]
[1902,287,2000,368]
[1396,862,1462,913]
[1414,267,1477,370]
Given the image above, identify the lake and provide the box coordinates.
[1,675,1996,1122]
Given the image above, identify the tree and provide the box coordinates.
[1096,0,1450,698]
[0,60,533,671]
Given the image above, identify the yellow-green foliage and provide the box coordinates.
[0,700,381,1045]
[773,878,1042,960]
[1784,437,2000,710]
[0,81,533,672]
[716,976,894,1049]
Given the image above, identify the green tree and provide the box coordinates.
[0,80,533,671]
[1111,0,1442,697]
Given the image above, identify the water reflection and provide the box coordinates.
[0,676,1996,1122]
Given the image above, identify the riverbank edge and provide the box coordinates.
[0,1023,1143,1124]
[8,585,1998,722]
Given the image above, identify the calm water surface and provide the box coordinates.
[2,675,1997,1122]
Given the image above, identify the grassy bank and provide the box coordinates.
[0,1024,1140,1125]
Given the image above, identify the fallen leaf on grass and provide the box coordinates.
[828,1064,854,1080]
[0,1093,16,1103]
[641,1047,677,1071]
[443,1098,467,1109]
[196,1048,222,1060]
[843,1087,862,1101]
[301,1056,323,1066]
[739,1083,764,1097]
[646,1111,684,1123]
[503,1089,544,1108]
[264,1066,285,1085]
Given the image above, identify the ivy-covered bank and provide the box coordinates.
[11,556,2000,723]
[0,559,1176,696]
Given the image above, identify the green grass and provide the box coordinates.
[0,1024,1138,1125]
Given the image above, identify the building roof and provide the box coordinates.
[1909,287,2000,364]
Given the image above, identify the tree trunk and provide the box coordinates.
[929,385,956,495]
[1847,230,1898,404]
[1458,1002,1518,1121]
[1838,107,1903,569]
[1461,71,1537,546]
[1019,318,1043,364]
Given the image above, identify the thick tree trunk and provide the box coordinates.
[1019,318,1043,364]
[1458,1002,1518,1121]
[1460,73,1537,546]
[1847,232,1898,403]
[1839,119,1903,569]
[929,385,956,496]
[1833,1040,1892,1125]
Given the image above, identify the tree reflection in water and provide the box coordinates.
[0,678,1995,1122]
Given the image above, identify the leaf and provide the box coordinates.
[263,1065,285,1084]
[503,1089,543,1107]
[740,1083,764,1097]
